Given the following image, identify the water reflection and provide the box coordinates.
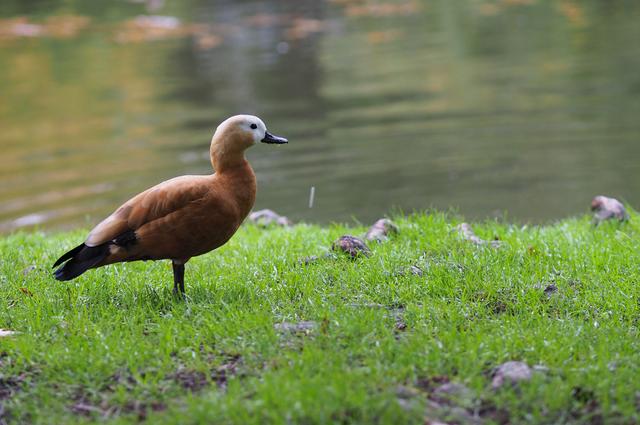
[0,0,639,233]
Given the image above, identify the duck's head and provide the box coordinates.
[213,115,287,149]
[210,115,287,170]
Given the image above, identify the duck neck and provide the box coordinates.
[212,154,257,218]
[210,141,247,174]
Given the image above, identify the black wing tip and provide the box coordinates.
[53,265,72,281]
[51,243,108,281]
[52,243,85,268]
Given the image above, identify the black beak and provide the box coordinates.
[261,131,288,144]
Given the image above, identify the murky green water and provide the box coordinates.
[1,0,639,232]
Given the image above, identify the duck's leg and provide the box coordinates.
[172,261,185,296]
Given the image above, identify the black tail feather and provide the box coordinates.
[53,243,110,281]
[52,243,84,268]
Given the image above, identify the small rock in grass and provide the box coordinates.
[395,319,407,332]
[543,283,558,297]
[249,209,292,227]
[395,385,422,412]
[491,361,532,389]
[396,385,421,399]
[365,218,399,242]
[424,401,478,425]
[331,235,371,258]
[590,195,628,224]
[299,253,335,265]
[396,265,424,277]
[431,382,474,404]
[300,255,320,265]
[274,321,317,333]
[408,265,424,276]
[22,265,36,276]
[456,223,501,248]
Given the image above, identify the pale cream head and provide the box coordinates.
[213,115,265,149]
[210,114,287,171]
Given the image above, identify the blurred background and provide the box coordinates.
[1,0,639,233]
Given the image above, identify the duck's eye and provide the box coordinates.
[250,123,257,130]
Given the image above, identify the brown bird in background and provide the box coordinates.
[52,115,287,294]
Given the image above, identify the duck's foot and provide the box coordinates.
[172,262,185,298]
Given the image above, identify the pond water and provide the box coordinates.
[1,0,639,233]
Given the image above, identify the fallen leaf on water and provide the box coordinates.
[0,17,44,40]
[194,32,221,50]
[244,13,289,28]
[114,15,189,43]
[366,29,403,44]
[346,1,420,18]
[0,15,90,41]
[557,0,586,27]
[285,18,326,40]
[503,0,535,5]
[44,15,91,38]
[478,3,500,16]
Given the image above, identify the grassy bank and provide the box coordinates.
[1,212,639,424]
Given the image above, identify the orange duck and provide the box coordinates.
[52,115,287,294]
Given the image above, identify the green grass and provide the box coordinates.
[1,212,639,424]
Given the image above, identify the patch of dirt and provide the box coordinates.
[103,370,139,392]
[415,375,450,392]
[210,354,242,390]
[570,386,604,425]
[0,357,38,424]
[168,369,208,392]
[70,396,166,421]
[0,373,29,401]
[274,321,317,334]
[400,375,513,424]
[476,400,510,425]
[69,352,243,421]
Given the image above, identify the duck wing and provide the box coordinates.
[85,175,210,247]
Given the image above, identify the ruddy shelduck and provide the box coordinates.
[52,115,287,294]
